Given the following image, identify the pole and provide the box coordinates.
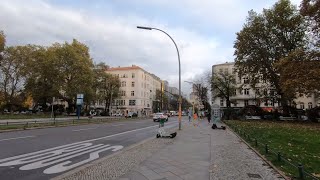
[109,87,113,116]
[77,105,80,120]
[137,26,182,130]
[51,97,54,120]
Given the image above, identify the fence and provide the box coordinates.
[0,116,146,130]
[227,123,319,180]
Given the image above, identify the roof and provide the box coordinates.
[107,65,142,71]
[212,62,235,67]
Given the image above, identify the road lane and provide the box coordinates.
[71,127,98,132]
[0,117,184,180]
[0,135,36,142]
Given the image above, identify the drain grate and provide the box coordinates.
[247,173,262,179]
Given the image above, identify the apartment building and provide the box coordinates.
[212,62,320,111]
[105,65,162,116]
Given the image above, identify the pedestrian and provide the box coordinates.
[193,112,198,127]
[188,110,192,122]
[207,112,211,124]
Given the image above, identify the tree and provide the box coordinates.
[234,0,307,108]
[0,31,5,60]
[276,49,320,96]
[192,83,209,110]
[211,71,237,108]
[99,73,120,114]
[300,0,320,46]
[24,46,62,108]
[0,45,35,111]
[52,39,94,112]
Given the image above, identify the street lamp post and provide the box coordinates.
[137,26,182,130]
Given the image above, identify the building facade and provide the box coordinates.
[105,65,162,116]
[212,62,320,111]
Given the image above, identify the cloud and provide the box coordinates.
[0,0,301,97]
[0,0,233,96]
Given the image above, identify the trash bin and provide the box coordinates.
[159,118,165,127]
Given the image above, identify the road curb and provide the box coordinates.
[51,125,178,180]
[223,122,290,180]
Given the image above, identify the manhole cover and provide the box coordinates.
[247,173,262,179]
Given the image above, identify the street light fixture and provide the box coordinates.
[137,26,182,130]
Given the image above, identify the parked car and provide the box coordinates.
[113,113,123,117]
[126,112,138,118]
[153,113,168,122]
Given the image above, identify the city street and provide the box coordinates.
[0,117,182,180]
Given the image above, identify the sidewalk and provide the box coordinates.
[119,120,284,180]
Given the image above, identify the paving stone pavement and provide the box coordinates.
[120,120,285,180]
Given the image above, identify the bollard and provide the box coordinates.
[298,164,304,180]
[265,144,268,154]
[278,152,281,161]
[255,139,258,146]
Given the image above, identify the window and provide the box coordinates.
[131,82,135,87]
[239,89,243,95]
[121,81,126,87]
[131,91,134,96]
[219,69,223,73]
[224,68,228,74]
[129,100,136,106]
[121,74,127,78]
[120,90,126,96]
[244,89,250,95]
[244,100,249,106]
[256,100,260,106]
[264,100,269,106]
[271,99,274,106]
[255,88,260,95]
[270,90,275,96]
[264,89,268,96]
[233,100,237,107]
[233,89,237,96]
[308,102,313,109]
[132,73,135,78]
[119,100,125,106]
[243,77,249,84]
[220,99,224,106]
[300,103,305,109]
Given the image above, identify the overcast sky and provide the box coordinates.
[0,0,301,96]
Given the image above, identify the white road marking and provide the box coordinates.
[111,124,124,127]
[0,122,178,174]
[0,136,35,142]
[72,128,97,132]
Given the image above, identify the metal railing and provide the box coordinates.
[228,123,319,180]
[0,116,148,130]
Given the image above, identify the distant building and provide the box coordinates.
[211,62,320,111]
[105,65,162,116]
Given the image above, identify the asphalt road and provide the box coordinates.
[0,116,186,180]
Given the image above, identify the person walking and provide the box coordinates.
[193,112,199,127]
[188,110,192,122]
[207,112,211,124]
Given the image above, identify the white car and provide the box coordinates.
[113,113,123,117]
[153,113,168,122]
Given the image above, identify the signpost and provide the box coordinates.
[76,94,84,120]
